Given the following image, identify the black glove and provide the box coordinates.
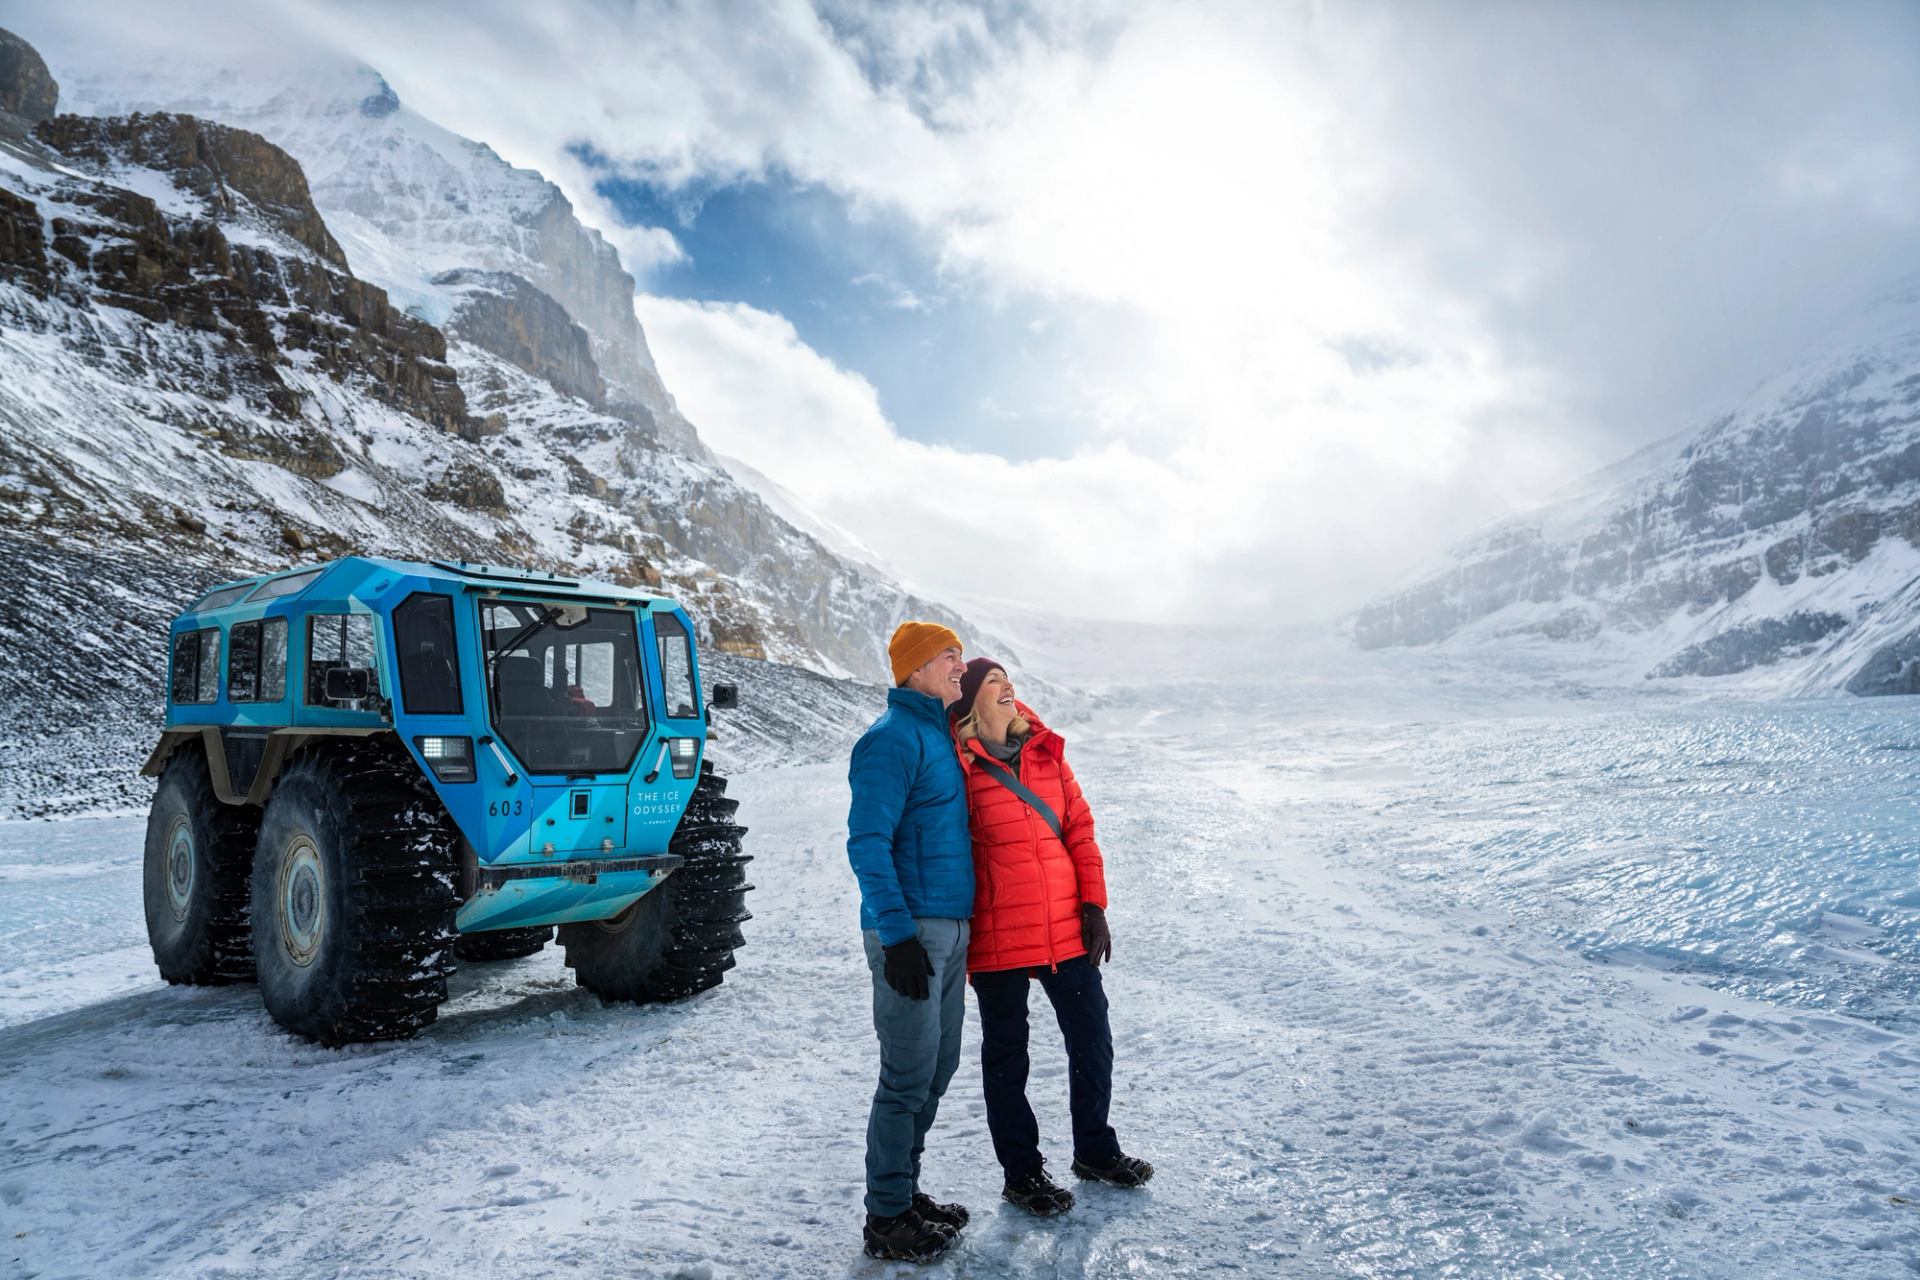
[883,936,935,1000]
[1081,904,1112,967]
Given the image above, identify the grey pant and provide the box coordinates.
[862,917,969,1216]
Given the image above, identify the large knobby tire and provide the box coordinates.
[454,926,553,962]
[143,748,259,984]
[250,742,458,1046]
[560,761,751,1003]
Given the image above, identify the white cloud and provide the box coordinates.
[849,272,934,311]
[635,294,1185,618]
[1775,140,1919,225]
[598,223,689,283]
[636,292,1574,622]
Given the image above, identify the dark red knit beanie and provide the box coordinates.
[949,656,1005,724]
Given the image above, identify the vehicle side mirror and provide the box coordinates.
[709,682,738,711]
[324,665,374,702]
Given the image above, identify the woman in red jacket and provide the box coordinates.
[950,657,1153,1216]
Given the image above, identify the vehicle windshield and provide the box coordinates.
[482,602,650,775]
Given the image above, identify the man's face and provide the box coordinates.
[905,646,966,706]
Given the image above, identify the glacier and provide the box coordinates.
[2,638,1916,1278]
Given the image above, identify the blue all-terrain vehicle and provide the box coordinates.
[141,556,749,1045]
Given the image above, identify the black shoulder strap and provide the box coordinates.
[974,756,1065,842]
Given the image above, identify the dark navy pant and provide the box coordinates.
[970,955,1122,1179]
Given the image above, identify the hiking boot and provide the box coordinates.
[911,1191,970,1236]
[862,1208,953,1263]
[1071,1152,1155,1188]
[1002,1162,1074,1216]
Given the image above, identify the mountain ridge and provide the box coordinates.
[53,55,693,446]
[1352,281,1920,696]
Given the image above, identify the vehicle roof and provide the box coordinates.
[177,555,678,625]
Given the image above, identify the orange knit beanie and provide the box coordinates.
[888,621,963,686]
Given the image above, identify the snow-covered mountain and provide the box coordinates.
[1352,280,1920,696]
[0,23,992,814]
[0,26,969,690]
[50,51,696,448]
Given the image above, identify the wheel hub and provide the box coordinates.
[594,900,639,934]
[279,835,327,967]
[164,816,195,922]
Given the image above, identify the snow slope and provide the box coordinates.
[3,663,1916,1277]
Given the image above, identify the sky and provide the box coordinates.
[7,0,1920,623]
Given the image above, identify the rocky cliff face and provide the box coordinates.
[38,111,346,267]
[54,57,699,451]
[517,187,678,423]
[7,110,465,436]
[0,25,55,124]
[435,269,606,408]
[1353,283,1920,694]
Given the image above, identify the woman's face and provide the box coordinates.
[974,667,1017,736]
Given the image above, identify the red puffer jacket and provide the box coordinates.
[959,705,1108,974]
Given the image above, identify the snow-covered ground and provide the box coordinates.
[3,665,1918,1277]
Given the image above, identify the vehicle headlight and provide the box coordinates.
[670,736,699,779]
[415,735,476,783]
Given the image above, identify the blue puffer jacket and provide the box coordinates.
[846,686,974,944]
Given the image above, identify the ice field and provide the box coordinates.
[2,663,1918,1277]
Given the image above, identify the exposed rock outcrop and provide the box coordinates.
[1847,629,1920,696]
[436,269,606,408]
[36,111,347,268]
[0,185,48,295]
[12,111,469,435]
[0,26,58,124]
[516,190,680,428]
[270,254,468,434]
[422,459,509,514]
[56,58,709,446]
[1648,611,1849,679]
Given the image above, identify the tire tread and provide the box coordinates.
[252,740,458,1045]
[559,760,752,1003]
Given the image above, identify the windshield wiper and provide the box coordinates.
[485,604,562,730]
[485,605,564,736]
[490,606,562,669]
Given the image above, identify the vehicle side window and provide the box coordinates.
[194,582,255,610]
[249,567,324,603]
[654,614,699,719]
[261,619,287,700]
[171,628,221,705]
[394,594,461,715]
[228,618,288,703]
[306,613,381,706]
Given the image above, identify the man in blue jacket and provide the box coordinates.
[848,620,974,1263]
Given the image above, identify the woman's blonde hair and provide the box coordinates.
[955,670,1030,742]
